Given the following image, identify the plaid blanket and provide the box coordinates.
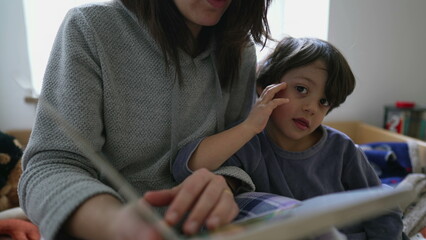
[234,191,300,220]
[233,192,346,240]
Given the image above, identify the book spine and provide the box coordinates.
[403,111,411,135]
[419,112,426,140]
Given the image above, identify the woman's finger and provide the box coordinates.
[205,188,238,230]
[144,186,180,207]
[182,174,228,235]
[164,169,211,226]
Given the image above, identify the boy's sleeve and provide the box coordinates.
[172,138,204,183]
[362,184,404,240]
[343,148,403,239]
[213,138,262,194]
[362,209,403,240]
[342,147,382,189]
[172,138,256,193]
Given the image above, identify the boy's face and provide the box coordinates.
[265,59,330,150]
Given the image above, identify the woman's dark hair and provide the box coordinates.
[120,0,272,86]
[257,36,355,111]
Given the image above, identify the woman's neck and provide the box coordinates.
[188,27,210,57]
[185,20,202,40]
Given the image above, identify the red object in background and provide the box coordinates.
[395,101,415,108]
[385,114,404,133]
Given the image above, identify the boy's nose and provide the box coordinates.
[303,103,316,115]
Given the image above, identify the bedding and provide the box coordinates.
[360,142,417,185]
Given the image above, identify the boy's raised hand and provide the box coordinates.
[243,82,289,134]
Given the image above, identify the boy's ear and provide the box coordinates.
[256,85,264,96]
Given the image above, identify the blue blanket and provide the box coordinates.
[359,142,413,185]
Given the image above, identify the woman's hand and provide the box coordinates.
[144,168,238,236]
[66,169,237,240]
[66,194,165,240]
[107,200,164,240]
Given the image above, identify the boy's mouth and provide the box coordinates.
[293,118,310,129]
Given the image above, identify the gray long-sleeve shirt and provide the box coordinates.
[18,1,256,239]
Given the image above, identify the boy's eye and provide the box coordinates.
[296,86,308,94]
[320,98,330,107]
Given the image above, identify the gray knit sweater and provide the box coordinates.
[18,1,256,239]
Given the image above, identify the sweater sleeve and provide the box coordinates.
[18,8,122,240]
[361,185,404,240]
[362,209,403,240]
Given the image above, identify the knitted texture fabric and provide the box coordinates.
[18,1,257,239]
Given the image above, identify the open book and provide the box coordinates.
[194,185,414,240]
[45,100,417,240]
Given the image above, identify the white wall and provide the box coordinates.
[325,0,426,127]
[1,1,426,131]
[0,0,36,131]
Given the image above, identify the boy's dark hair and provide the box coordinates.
[120,0,272,86]
[257,37,355,112]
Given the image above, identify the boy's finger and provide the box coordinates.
[260,82,287,101]
[271,98,290,106]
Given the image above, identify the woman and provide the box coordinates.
[18,0,272,239]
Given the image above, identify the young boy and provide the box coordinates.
[172,37,403,239]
